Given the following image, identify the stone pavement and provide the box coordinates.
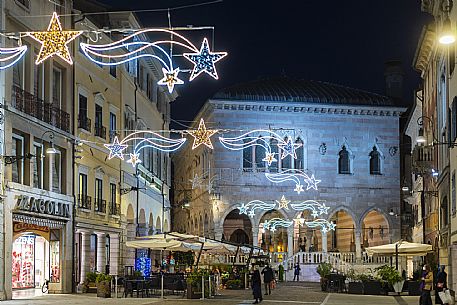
[3,282,423,305]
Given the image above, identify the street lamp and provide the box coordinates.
[41,131,58,155]
[439,0,456,45]
[415,116,456,147]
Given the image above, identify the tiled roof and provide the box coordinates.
[213,77,395,107]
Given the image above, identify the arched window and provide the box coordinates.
[243,139,253,170]
[294,138,304,170]
[270,138,278,172]
[338,146,351,174]
[281,137,292,170]
[255,136,265,169]
[369,146,381,175]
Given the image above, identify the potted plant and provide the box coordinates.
[186,269,209,299]
[375,265,404,294]
[316,262,332,291]
[226,279,242,289]
[346,269,363,294]
[96,273,112,298]
[83,271,97,293]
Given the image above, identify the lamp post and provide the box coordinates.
[439,0,456,45]
[416,116,456,147]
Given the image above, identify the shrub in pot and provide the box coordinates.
[226,279,241,289]
[96,273,112,298]
[83,271,97,293]
[186,269,209,299]
[316,262,332,292]
[375,265,404,293]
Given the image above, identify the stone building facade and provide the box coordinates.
[173,77,405,264]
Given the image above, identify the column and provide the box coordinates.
[321,232,327,253]
[252,227,259,247]
[96,233,106,274]
[80,231,91,283]
[109,234,120,276]
[287,227,294,258]
[355,229,362,263]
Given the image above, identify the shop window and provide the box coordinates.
[338,146,351,174]
[12,235,35,288]
[369,146,382,175]
[12,134,24,184]
[294,138,304,170]
[50,230,60,283]
[90,234,97,272]
[33,143,43,188]
[51,149,62,193]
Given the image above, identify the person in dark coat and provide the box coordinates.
[251,269,262,304]
[293,263,301,281]
[261,264,274,295]
[435,265,448,305]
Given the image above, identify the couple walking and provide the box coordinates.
[252,264,275,304]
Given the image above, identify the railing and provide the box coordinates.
[109,202,120,216]
[94,199,106,213]
[94,125,106,139]
[11,85,70,132]
[78,195,92,210]
[78,114,91,132]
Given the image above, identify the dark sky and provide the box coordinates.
[95,0,433,127]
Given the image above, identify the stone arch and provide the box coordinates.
[257,208,289,227]
[138,209,146,227]
[259,210,290,253]
[327,207,357,252]
[164,219,169,233]
[360,209,390,247]
[223,209,253,245]
[126,204,135,224]
[327,206,358,227]
[219,206,255,228]
[358,206,392,234]
[230,229,250,244]
[156,216,161,232]
[148,213,154,228]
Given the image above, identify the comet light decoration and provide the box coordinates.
[265,169,321,194]
[104,131,187,165]
[0,46,28,70]
[261,218,294,233]
[304,219,336,234]
[237,200,276,218]
[80,30,227,93]
[290,200,330,218]
[27,12,83,65]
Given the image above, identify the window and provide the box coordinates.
[369,146,382,175]
[338,146,351,174]
[95,104,103,138]
[243,139,253,169]
[49,230,60,283]
[109,112,116,141]
[33,143,43,188]
[442,197,449,227]
[110,183,116,204]
[157,151,162,179]
[452,172,456,215]
[109,59,116,78]
[295,138,304,170]
[105,235,110,269]
[79,173,88,198]
[95,178,103,203]
[89,234,97,272]
[51,150,62,193]
[11,134,24,184]
[12,56,24,88]
[15,0,30,9]
[33,55,44,99]
[78,94,88,131]
[281,137,292,170]
[269,139,278,172]
[52,67,62,108]
[255,136,265,169]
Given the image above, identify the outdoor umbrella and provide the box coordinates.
[125,238,197,251]
[365,241,432,257]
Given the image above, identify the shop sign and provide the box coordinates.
[13,222,50,241]
[15,195,71,219]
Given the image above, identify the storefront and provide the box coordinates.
[3,185,73,299]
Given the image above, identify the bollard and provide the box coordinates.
[161,273,164,299]
[201,276,205,300]
[115,275,118,298]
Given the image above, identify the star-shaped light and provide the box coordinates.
[127,152,142,167]
[27,12,83,65]
[305,174,321,190]
[321,227,328,234]
[276,195,290,210]
[278,138,302,159]
[318,204,330,215]
[183,38,227,81]
[311,210,319,218]
[157,67,184,93]
[104,136,128,160]
[294,184,304,194]
[328,222,336,231]
[187,118,218,150]
[189,173,202,189]
[248,210,255,218]
[262,152,277,166]
[238,203,248,215]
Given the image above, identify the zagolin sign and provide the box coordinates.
[15,195,71,219]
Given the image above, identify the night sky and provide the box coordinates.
[96,0,433,127]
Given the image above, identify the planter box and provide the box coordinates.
[363,281,383,295]
[186,283,202,299]
[348,282,363,294]
[407,281,421,296]
[96,281,111,298]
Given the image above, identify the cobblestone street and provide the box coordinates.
[3,282,424,305]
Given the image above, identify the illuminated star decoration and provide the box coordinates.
[294,184,304,194]
[157,67,184,93]
[305,174,321,190]
[187,118,218,150]
[27,12,83,65]
[276,195,290,210]
[127,153,142,167]
[278,137,302,159]
[183,38,227,81]
[262,152,277,166]
[104,136,128,160]
[238,203,248,215]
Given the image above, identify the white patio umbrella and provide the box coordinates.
[366,241,432,257]
[125,238,197,251]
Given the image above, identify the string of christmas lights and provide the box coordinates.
[265,169,321,194]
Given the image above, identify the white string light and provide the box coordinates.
[0,46,28,70]
[265,169,321,194]
[237,200,276,218]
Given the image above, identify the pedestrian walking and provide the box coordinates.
[420,264,433,305]
[293,263,301,281]
[435,265,448,305]
[261,264,274,295]
[251,269,263,304]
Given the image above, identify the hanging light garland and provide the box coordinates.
[265,169,321,194]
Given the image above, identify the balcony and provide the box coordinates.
[78,195,92,210]
[78,114,91,132]
[412,146,434,174]
[11,85,70,133]
[109,202,120,216]
[94,198,106,213]
[94,125,106,139]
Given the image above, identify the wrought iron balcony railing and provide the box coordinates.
[109,202,120,216]
[78,114,91,132]
[78,195,92,210]
[94,125,106,139]
[94,199,106,213]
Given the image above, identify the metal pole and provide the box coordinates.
[161,272,164,299]
[201,275,205,300]
[115,275,118,298]
[395,243,399,271]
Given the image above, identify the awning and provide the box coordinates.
[366,241,433,257]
